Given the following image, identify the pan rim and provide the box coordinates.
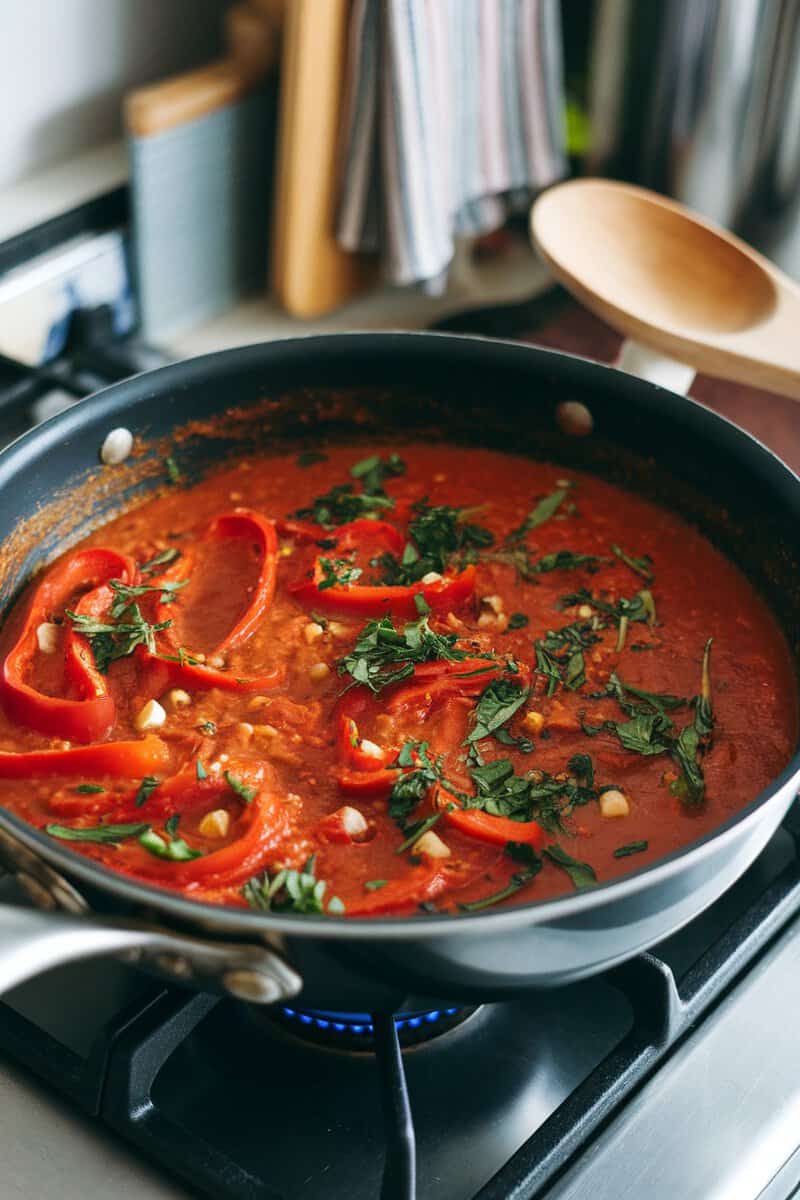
[0,329,798,940]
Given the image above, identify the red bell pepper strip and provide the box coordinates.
[345,867,451,916]
[336,767,398,797]
[291,563,476,621]
[0,735,170,779]
[331,519,405,558]
[144,508,282,691]
[1,548,136,743]
[141,652,284,696]
[288,515,475,619]
[276,517,328,543]
[317,806,369,843]
[338,715,388,771]
[133,761,268,821]
[436,787,546,851]
[206,510,279,653]
[153,788,290,889]
[385,658,503,713]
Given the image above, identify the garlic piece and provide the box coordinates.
[198,809,230,839]
[481,594,504,615]
[304,621,325,644]
[415,830,451,858]
[577,604,593,619]
[100,427,134,465]
[339,806,368,837]
[421,571,443,584]
[134,699,166,732]
[309,662,330,682]
[599,788,630,818]
[522,710,545,735]
[36,622,59,654]
[358,738,383,760]
[164,688,191,710]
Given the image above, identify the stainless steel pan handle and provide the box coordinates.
[0,819,302,1005]
[0,902,302,1003]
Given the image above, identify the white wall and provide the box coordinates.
[0,0,229,188]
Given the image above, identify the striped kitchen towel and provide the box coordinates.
[337,0,567,292]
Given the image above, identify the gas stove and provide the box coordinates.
[2,811,800,1200]
[2,186,800,1200]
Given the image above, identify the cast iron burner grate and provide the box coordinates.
[272,1005,473,1050]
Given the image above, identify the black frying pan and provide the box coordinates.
[0,332,798,1015]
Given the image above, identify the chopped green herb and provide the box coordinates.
[241,855,337,914]
[165,814,180,837]
[339,612,481,694]
[74,783,104,794]
[459,863,542,911]
[613,840,648,858]
[611,543,654,583]
[414,593,431,617]
[365,879,388,891]
[139,826,201,862]
[327,895,346,915]
[66,604,172,673]
[466,678,530,747]
[108,578,188,618]
[533,616,600,696]
[197,720,217,735]
[166,456,180,484]
[507,485,570,543]
[318,556,363,590]
[139,547,181,574]
[196,759,207,781]
[559,587,656,629]
[158,646,202,667]
[297,450,328,467]
[377,501,493,585]
[395,808,451,854]
[134,775,160,808]
[350,452,406,494]
[544,844,597,889]
[225,772,257,804]
[295,483,394,529]
[46,821,149,844]
[508,612,529,630]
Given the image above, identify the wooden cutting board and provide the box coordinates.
[271,0,377,317]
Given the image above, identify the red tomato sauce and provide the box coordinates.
[0,444,795,917]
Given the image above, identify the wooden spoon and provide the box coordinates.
[530,178,800,399]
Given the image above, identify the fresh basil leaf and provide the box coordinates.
[225,772,257,804]
[46,822,149,844]
[458,865,541,911]
[134,775,160,808]
[466,678,529,744]
[139,827,202,862]
[139,547,181,573]
[507,485,570,543]
[544,844,597,889]
[613,840,648,858]
[611,543,654,583]
[339,612,480,694]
